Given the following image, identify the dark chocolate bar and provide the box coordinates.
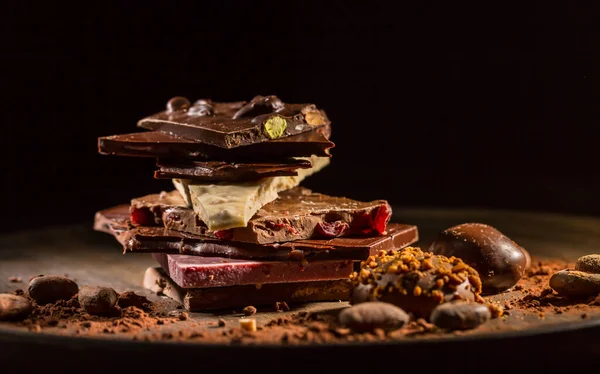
[94,204,419,261]
[98,126,333,161]
[137,96,330,148]
[143,267,352,311]
[154,158,312,182]
[152,253,353,288]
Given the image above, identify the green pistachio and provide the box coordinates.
[263,116,287,139]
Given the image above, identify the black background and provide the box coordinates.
[2,2,599,232]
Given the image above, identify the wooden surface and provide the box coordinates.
[1,208,600,372]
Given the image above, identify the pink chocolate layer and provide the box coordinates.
[152,253,353,289]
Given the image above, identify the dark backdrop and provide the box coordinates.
[2,2,599,232]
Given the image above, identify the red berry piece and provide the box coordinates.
[130,208,154,226]
[316,221,350,238]
[372,204,392,234]
[214,229,233,240]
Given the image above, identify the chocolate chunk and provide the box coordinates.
[575,254,600,274]
[549,270,600,298]
[350,247,483,317]
[94,204,419,261]
[430,223,531,294]
[143,267,352,311]
[137,96,330,148]
[154,158,312,182]
[133,188,392,244]
[28,275,79,305]
[78,286,119,315]
[0,294,33,321]
[98,127,334,161]
[152,253,354,288]
[339,302,409,333]
[430,300,491,330]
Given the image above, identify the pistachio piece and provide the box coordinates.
[263,116,287,139]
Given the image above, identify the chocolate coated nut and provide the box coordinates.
[430,300,491,330]
[188,99,214,116]
[575,254,600,274]
[350,247,483,317]
[166,96,191,113]
[430,223,530,295]
[0,294,33,321]
[549,270,600,298]
[78,286,119,315]
[233,95,284,119]
[339,302,409,333]
[28,275,79,305]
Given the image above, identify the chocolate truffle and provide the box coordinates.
[349,247,483,318]
[430,223,530,295]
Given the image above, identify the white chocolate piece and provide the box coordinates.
[172,156,330,230]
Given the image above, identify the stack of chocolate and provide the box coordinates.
[95,95,418,311]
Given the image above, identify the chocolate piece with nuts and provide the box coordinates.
[350,247,483,318]
[137,95,330,148]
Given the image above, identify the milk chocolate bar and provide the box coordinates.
[154,158,312,182]
[152,253,353,288]
[137,96,330,148]
[131,188,392,244]
[143,267,352,311]
[98,127,334,161]
[94,204,419,261]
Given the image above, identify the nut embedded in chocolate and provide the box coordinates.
[188,99,214,117]
[166,96,191,113]
[28,275,79,305]
[78,286,119,315]
[430,223,530,295]
[350,247,483,318]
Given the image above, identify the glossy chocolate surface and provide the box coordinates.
[137,95,330,148]
[97,126,333,161]
[430,223,530,294]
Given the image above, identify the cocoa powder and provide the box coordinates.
[3,257,600,345]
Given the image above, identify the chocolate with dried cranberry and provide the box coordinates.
[430,223,530,294]
[129,187,392,244]
[350,247,483,318]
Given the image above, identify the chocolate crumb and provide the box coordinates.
[178,312,189,321]
[243,306,257,316]
[218,318,226,327]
